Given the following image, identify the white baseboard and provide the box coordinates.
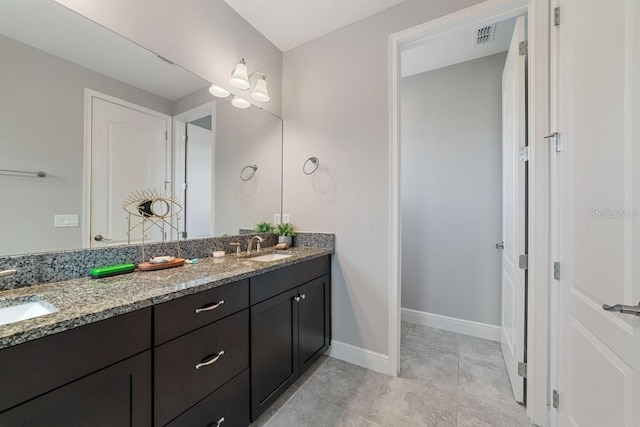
[401,308,501,342]
[328,340,392,376]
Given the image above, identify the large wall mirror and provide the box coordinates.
[0,0,283,256]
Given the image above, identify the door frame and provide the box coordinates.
[388,0,551,425]
[82,88,173,248]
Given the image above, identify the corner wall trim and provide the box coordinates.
[401,308,502,342]
[328,340,392,376]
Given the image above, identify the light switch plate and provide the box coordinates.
[282,214,290,223]
[273,214,282,225]
[54,214,79,228]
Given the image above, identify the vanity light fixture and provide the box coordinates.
[231,95,251,109]
[209,84,230,98]
[229,58,271,104]
[230,58,251,90]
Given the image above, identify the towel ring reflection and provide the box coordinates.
[303,157,319,175]
[240,165,258,181]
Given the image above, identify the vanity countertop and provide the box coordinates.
[0,247,333,349]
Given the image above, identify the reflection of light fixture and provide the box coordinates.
[209,84,230,97]
[231,95,251,109]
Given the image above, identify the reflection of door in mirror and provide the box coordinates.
[174,103,216,241]
[87,92,171,248]
[184,120,213,239]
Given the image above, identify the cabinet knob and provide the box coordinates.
[300,294,306,300]
[194,300,225,314]
[195,350,225,369]
[294,296,301,302]
[214,417,225,427]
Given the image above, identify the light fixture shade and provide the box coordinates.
[231,95,251,109]
[250,76,270,102]
[230,59,250,90]
[209,84,230,97]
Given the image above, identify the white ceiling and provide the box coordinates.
[223,0,408,52]
[0,0,208,101]
[401,17,517,78]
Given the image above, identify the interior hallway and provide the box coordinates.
[251,322,533,426]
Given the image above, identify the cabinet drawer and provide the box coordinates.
[154,309,249,426]
[250,255,330,305]
[166,369,250,427]
[0,308,151,413]
[154,279,249,344]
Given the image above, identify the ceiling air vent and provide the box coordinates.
[475,24,496,45]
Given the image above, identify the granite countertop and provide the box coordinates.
[0,246,333,349]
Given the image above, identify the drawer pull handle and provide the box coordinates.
[213,417,225,427]
[195,300,225,314]
[195,350,225,369]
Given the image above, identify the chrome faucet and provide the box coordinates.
[247,236,264,254]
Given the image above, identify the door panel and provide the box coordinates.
[501,14,527,404]
[90,97,168,247]
[250,288,299,420]
[555,0,640,425]
[298,275,331,374]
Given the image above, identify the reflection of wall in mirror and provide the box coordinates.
[215,102,282,236]
[0,34,173,256]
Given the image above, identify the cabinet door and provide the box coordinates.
[250,288,299,421]
[298,274,331,375]
[0,351,151,426]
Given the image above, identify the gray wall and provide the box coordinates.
[214,101,282,235]
[0,35,173,256]
[56,0,283,116]
[282,0,483,355]
[400,53,507,326]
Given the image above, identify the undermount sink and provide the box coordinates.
[0,297,58,326]
[248,253,294,262]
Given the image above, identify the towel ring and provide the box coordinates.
[240,165,258,181]
[303,157,319,175]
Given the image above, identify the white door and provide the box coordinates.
[501,14,527,404]
[185,122,213,238]
[90,96,169,247]
[554,0,640,425]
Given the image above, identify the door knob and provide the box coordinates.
[94,234,112,242]
[602,301,640,316]
[496,241,505,250]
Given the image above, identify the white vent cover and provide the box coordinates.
[475,24,496,45]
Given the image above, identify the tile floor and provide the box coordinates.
[251,322,533,427]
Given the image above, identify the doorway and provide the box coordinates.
[389,1,551,425]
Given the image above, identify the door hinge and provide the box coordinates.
[517,362,527,378]
[519,146,530,162]
[553,389,560,409]
[519,40,528,56]
[553,262,561,280]
[165,131,168,140]
[519,254,528,270]
[553,7,560,27]
[544,132,562,152]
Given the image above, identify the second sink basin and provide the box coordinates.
[0,297,58,326]
[249,253,293,262]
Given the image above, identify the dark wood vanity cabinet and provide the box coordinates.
[0,308,152,426]
[0,254,330,427]
[154,279,250,427]
[250,256,331,421]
